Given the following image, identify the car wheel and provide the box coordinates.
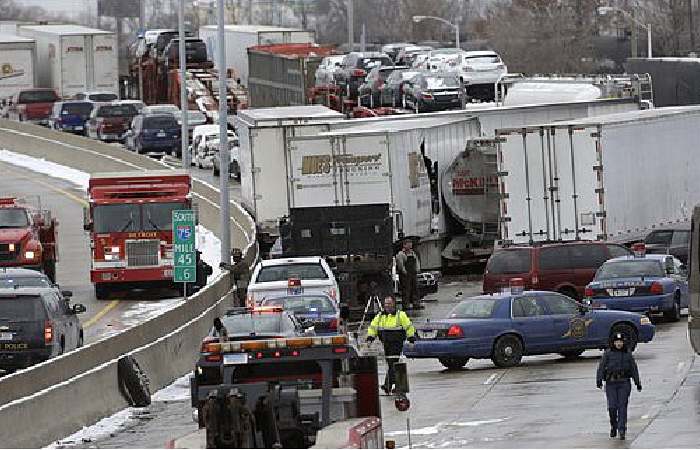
[610,323,638,351]
[117,355,151,407]
[213,166,220,177]
[491,334,523,368]
[438,357,469,371]
[559,350,584,359]
[77,332,84,348]
[558,287,579,301]
[42,259,57,284]
[664,295,682,322]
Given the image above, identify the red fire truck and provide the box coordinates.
[83,171,209,299]
[0,197,59,282]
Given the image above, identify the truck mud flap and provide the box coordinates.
[117,355,151,407]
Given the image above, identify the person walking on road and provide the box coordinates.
[396,239,423,310]
[366,296,416,395]
[597,333,642,440]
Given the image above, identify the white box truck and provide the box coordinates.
[0,34,35,100]
[199,24,314,87]
[495,106,700,247]
[18,24,118,98]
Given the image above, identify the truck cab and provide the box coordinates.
[8,88,59,125]
[0,198,58,282]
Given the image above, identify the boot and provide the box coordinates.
[608,409,617,438]
[619,431,626,441]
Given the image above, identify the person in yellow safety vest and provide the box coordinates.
[366,296,416,395]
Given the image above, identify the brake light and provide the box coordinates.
[447,325,464,338]
[650,282,664,295]
[201,337,222,362]
[352,69,366,77]
[422,93,433,99]
[328,318,338,330]
[585,287,594,297]
[333,347,348,353]
[288,278,301,288]
[44,321,53,344]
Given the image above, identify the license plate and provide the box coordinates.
[157,132,166,137]
[223,353,248,365]
[609,288,632,297]
[418,330,437,339]
[75,126,83,130]
[0,333,12,341]
[287,287,303,295]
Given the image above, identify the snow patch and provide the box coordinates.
[45,408,147,448]
[152,373,192,402]
[0,149,90,188]
[385,417,509,437]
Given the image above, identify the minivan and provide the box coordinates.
[483,241,631,299]
[644,226,690,264]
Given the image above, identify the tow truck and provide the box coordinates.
[182,330,401,449]
[0,197,58,282]
[83,171,210,299]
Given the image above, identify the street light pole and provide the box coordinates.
[412,15,460,50]
[217,0,231,267]
[647,23,652,58]
[178,0,189,168]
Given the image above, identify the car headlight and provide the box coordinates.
[8,243,15,252]
[24,250,35,260]
[640,316,652,325]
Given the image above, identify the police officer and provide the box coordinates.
[396,239,422,310]
[596,333,642,440]
[366,296,416,395]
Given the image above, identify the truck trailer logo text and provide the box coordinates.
[301,154,383,175]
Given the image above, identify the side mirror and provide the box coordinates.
[72,303,86,314]
[61,290,73,298]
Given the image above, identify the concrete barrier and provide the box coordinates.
[0,120,258,447]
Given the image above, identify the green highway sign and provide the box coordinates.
[172,209,196,283]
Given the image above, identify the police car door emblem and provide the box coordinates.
[563,317,593,339]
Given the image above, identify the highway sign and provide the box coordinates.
[172,209,196,283]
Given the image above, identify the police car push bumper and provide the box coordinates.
[403,337,491,359]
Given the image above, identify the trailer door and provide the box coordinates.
[91,33,118,93]
[337,134,391,206]
[287,135,341,208]
[60,34,88,97]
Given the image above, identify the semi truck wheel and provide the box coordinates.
[43,259,56,283]
[117,355,151,407]
[94,283,111,300]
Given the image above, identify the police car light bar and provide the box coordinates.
[632,242,646,258]
[509,278,525,295]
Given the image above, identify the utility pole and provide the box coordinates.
[179,0,189,168]
[691,0,696,51]
[631,6,638,57]
[138,0,145,101]
[347,0,354,52]
[217,0,231,267]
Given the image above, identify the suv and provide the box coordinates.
[246,257,339,307]
[644,226,690,264]
[0,287,86,373]
[85,103,138,142]
[74,91,118,102]
[483,241,631,299]
[126,113,181,156]
[336,52,393,98]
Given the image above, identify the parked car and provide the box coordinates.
[117,99,146,114]
[210,137,240,180]
[176,110,208,140]
[125,113,181,156]
[380,42,415,63]
[85,103,138,142]
[411,53,431,70]
[336,52,393,98]
[162,37,208,67]
[644,226,690,264]
[402,72,463,112]
[396,45,433,66]
[246,257,339,307]
[190,124,235,168]
[260,294,339,335]
[483,241,632,300]
[451,50,507,101]
[358,65,407,107]
[8,88,60,125]
[426,48,464,72]
[0,287,86,373]
[74,91,118,102]
[142,104,180,117]
[585,251,688,321]
[0,267,53,288]
[404,289,655,370]
[382,68,423,107]
[315,55,345,86]
[48,101,94,134]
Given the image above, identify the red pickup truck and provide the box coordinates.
[7,88,60,125]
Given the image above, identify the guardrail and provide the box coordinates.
[0,119,258,447]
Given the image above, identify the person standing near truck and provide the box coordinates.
[396,239,422,310]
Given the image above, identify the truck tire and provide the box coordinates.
[213,166,220,177]
[439,357,469,370]
[94,283,111,300]
[43,259,57,283]
[664,296,682,322]
[117,355,151,407]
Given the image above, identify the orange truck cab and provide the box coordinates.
[83,170,201,299]
[0,197,58,282]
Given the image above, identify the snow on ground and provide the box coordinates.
[0,148,221,276]
[45,408,147,449]
[152,373,192,402]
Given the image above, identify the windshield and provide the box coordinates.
[89,93,118,102]
[0,296,45,320]
[144,116,178,129]
[0,276,51,288]
[98,105,137,118]
[595,260,664,280]
[425,76,459,89]
[220,313,288,336]
[62,103,93,116]
[463,55,500,64]
[18,90,58,103]
[486,249,531,274]
[261,296,336,314]
[645,230,674,246]
[93,202,187,233]
[449,298,497,318]
[256,263,328,283]
[0,208,29,228]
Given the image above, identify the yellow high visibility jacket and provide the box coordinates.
[368,310,415,338]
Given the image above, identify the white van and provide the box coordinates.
[190,124,235,169]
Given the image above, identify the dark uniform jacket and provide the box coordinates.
[597,349,641,387]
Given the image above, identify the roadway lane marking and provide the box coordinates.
[0,161,122,327]
[483,373,499,385]
[83,300,120,328]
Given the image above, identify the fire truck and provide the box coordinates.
[0,197,59,282]
[83,171,209,299]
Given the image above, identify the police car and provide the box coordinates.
[403,281,655,370]
[584,244,689,321]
